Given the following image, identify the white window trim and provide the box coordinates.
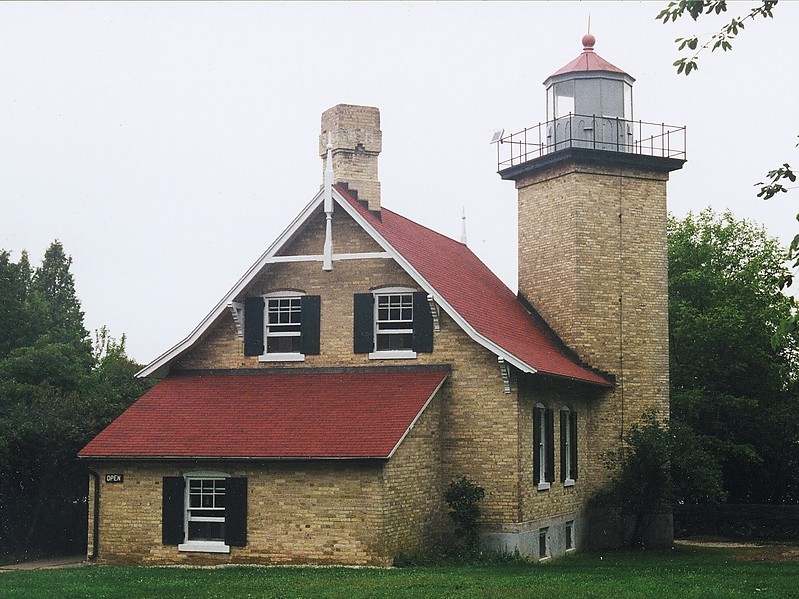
[369,286,417,360]
[562,405,576,487]
[178,471,230,554]
[261,291,305,362]
[535,403,549,490]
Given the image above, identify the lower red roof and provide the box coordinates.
[79,368,449,460]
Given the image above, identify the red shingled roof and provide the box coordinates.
[338,186,611,386]
[79,368,448,459]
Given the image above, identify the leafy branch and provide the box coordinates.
[657,0,779,75]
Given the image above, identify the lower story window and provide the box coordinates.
[186,477,226,544]
[162,474,247,553]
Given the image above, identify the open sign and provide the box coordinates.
[105,474,124,484]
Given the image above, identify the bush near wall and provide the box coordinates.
[674,504,799,541]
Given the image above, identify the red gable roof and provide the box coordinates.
[338,186,611,387]
[549,47,627,78]
[79,368,448,459]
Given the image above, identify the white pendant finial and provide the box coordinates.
[323,131,334,271]
[460,207,468,245]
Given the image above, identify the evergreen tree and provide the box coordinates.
[0,242,152,558]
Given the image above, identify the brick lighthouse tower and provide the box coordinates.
[497,34,686,507]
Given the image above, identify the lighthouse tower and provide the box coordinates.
[498,35,686,501]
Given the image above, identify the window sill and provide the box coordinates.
[178,541,230,554]
[368,350,417,360]
[259,353,305,362]
[563,478,575,488]
[537,482,551,492]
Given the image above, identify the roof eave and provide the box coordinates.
[136,188,327,378]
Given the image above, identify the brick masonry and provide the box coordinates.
[515,159,671,493]
[88,129,674,565]
[319,104,382,211]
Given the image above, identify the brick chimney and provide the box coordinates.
[319,104,382,212]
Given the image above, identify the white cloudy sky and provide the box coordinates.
[2,1,798,365]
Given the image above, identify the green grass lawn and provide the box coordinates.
[1,545,797,599]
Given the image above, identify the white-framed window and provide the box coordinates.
[371,287,416,359]
[534,403,554,491]
[262,291,304,362]
[179,472,230,554]
[561,406,578,486]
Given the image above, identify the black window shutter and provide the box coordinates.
[412,291,434,353]
[353,293,374,353]
[225,477,248,547]
[533,408,542,484]
[162,477,185,545]
[570,411,579,480]
[560,410,568,483]
[545,408,555,483]
[243,296,264,356]
[300,295,321,355]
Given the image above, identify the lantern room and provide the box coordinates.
[544,34,635,152]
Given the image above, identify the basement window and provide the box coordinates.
[539,527,550,560]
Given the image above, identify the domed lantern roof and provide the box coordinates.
[544,35,635,122]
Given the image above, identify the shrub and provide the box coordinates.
[443,476,485,549]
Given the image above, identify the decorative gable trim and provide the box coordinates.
[228,302,244,338]
[137,190,328,377]
[137,185,610,386]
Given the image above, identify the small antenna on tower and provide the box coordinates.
[460,207,468,245]
[587,14,591,35]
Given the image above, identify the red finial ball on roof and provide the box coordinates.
[582,33,596,51]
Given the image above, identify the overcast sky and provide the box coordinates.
[2,1,798,365]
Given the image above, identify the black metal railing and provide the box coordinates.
[496,114,686,171]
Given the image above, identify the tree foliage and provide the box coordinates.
[658,1,799,340]
[668,209,799,503]
[657,1,779,75]
[0,242,152,559]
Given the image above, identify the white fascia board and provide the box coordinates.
[332,190,537,376]
[136,189,326,378]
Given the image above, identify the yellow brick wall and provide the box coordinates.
[96,164,666,562]
[515,160,670,489]
[89,389,448,566]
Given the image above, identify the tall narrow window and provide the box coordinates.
[561,407,578,485]
[534,404,554,490]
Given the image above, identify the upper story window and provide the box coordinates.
[375,292,414,352]
[266,295,302,354]
[353,287,434,359]
[243,292,320,361]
